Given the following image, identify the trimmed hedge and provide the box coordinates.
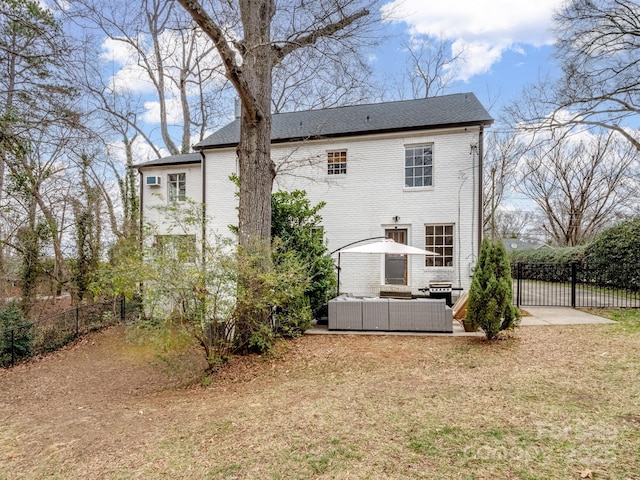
[510,244,586,264]
[510,218,640,291]
[584,219,640,291]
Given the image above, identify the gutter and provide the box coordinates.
[200,149,207,263]
[138,169,144,252]
[477,125,485,256]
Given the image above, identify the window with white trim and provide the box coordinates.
[327,150,347,175]
[425,224,454,267]
[405,145,433,187]
[168,173,186,202]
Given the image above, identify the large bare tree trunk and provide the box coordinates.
[236,0,276,251]
[176,0,371,352]
[237,112,275,248]
[0,159,5,298]
[231,0,277,351]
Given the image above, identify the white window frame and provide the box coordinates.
[425,224,454,267]
[167,173,186,202]
[327,150,347,175]
[405,145,433,188]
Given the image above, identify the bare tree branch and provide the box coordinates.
[272,8,369,64]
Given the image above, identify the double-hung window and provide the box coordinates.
[425,224,454,267]
[327,150,347,175]
[168,173,186,202]
[405,145,433,188]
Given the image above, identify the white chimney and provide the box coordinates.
[234,98,241,120]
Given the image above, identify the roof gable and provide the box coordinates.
[195,92,492,150]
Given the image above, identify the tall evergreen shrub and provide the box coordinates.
[271,190,336,322]
[0,302,33,366]
[466,239,520,340]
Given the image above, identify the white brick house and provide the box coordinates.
[136,93,492,297]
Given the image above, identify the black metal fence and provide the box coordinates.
[512,262,640,308]
[1,298,141,368]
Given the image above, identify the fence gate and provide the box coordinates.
[513,262,640,308]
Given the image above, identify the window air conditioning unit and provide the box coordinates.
[146,176,161,187]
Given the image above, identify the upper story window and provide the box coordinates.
[405,145,433,188]
[327,150,347,175]
[425,224,454,267]
[168,173,186,202]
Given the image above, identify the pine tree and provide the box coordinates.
[466,239,520,339]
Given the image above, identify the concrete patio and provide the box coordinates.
[519,306,616,326]
[306,306,616,337]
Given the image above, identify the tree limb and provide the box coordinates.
[175,0,256,110]
[272,8,369,65]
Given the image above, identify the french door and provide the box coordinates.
[385,229,407,285]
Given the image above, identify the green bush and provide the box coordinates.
[510,245,587,283]
[510,244,586,264]
[510,218,640,291]
[466,240,520,340]
[0,302,33,366]
[273,292,313,338]
[584,218,640,291]
[271,190,336,319]
[270,242,313,338]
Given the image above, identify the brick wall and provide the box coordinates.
[139,163,203,238]
[203,125,482,295]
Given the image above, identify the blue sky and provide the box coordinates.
[376,0,566,117]
[95,0,567,163]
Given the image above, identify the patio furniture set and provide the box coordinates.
[328,295,453,333]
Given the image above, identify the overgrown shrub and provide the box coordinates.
[0,302,33,366]
[270,242,313,338]
[271,190,336,319]
[466,240,520,340]
[95,191,335,369]
[584,218,640,291]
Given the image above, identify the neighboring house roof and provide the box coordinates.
[195,92,493,150]
[134,152,201,169]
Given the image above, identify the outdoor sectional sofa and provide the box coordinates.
[328,296,453,333]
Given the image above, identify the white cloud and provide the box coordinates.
[449,38,507,81]
[382,0,565,81]
[142,98,185,124]
[100,37,157,95]
[106,137,169,167]
[101,30,224,97]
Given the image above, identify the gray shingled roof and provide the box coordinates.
[134,152,201,169]
[195,92,492,150]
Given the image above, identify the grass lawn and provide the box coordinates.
[1,310,639,479]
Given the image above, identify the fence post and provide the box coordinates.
[11,328,15,367]
[120,297,125,322]
[75,307,80,337]
[516,263,522,308]
[571,263,577,308]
